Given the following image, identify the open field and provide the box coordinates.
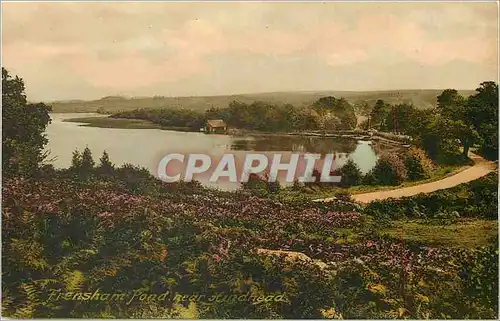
[48,89,476,113]
[380,219,498,248]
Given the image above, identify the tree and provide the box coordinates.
[450,120,482,158]
[2,68,51,177]
[312,96,357,131]
[338,159,362,187]
[436,83,498,159]
[371,153,408,185]
[437,89,466,119]
[370,99,391,130]
[70,149,83,169]
[81,146,95,173]
[99,150,114,173]
[383,103,417,134]
[466,82,498,159]
[415,115,465,163]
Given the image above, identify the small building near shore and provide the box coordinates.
[205,119,227,133]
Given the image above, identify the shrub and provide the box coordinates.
[338,159,362,187]
[291,178,303,191]
[371,153,407,186]
[334,190,352,202]
[434,139,465,165]
[364,173,498,220]
[114,163,158,194]
[404,147,434,180]
[240,173,278,197]
[362,170,376,185]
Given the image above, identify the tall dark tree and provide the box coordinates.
[383,103,417,134]
[370,99,391,129]
[437,89,467,119]
[466,82,499,159]
[435,84,498,158]
[2,68,51,177]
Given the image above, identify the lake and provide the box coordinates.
[46,113,398,190]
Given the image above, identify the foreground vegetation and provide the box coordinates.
[3,67,498,319]
[2,158,498,318]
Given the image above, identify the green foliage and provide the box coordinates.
[225,100,320,132]
[404,147,434,181]
[71,150,82,169]
[2,68,51,177]
[414,115,468,164]
[407,82,498,163]
[111,96,358,133]
[98,150,114,173]
[81,147,95,172]
[428,83,498,160]
[338,159,362,187]
[370,153,408,186]
[311,96,357,130]
[69,147,95,179]
[2,162,498,318]
[466,82,499,160]
[370,99,391,129]
[437,89,467,119]
[382,103,420,134]
[241,173,281,197]
[460,245,499,316]
[364,172,498,220]
[112,108,205,130]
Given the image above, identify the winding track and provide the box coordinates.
[314,152,497,204]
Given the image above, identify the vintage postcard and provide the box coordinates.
[2,1,499,319]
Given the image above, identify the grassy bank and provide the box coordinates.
[64,116,192,131]
[275,164,467,201]
[379,219,498,248]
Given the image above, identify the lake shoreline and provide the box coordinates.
[61,114,408,146]
[47,113,394,190]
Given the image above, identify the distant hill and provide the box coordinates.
[49,89,476,114]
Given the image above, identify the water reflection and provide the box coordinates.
[230,135,358,154]
[46,113,398,189]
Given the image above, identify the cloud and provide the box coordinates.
[2,2,498,100]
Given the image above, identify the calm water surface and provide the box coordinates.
[46,113,396,189]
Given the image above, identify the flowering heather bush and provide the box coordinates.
[404,147,434,181]
[371,153,408,186]
[2,176,498,318]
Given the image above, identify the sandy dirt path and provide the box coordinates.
[315,152,497,204]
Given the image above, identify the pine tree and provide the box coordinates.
[70,149,82,170]
[99,150,114,173]
[81,147,95,171]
